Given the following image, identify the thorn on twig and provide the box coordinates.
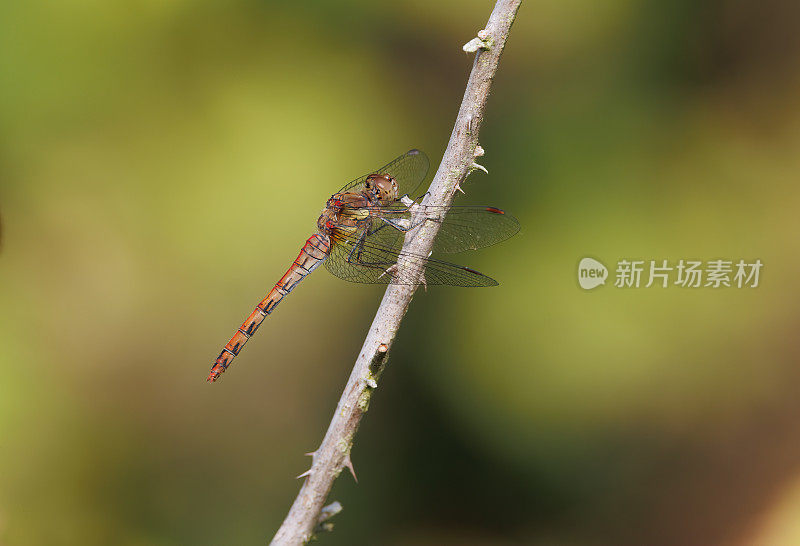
[296,468,312,480]
[343,453,358,483]
[471,162,488,174]
[305,451,316,458]
[314,501,343,534]
[462,38,483,53]
[462,29,492,53]
[319,501,343,521]
[456,151,487,193]
[378,264,398,280]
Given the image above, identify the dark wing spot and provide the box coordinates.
[462,267,482,275]
[485,207,505,214]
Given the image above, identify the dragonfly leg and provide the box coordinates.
[340,224,429,285]
[347,229,368,263]
[365,222,392,237]
[382,218,413,232]
[346,231,389,272]
[345,230,408,281]
[399,191,430,210]
[352,226,397,267]
[384,196,444,234]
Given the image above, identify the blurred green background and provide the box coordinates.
[2,1,800,544]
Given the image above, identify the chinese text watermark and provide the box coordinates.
[578,258,762,290]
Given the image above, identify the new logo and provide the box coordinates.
[578,257,608,290]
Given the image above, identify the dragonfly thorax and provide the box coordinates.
[316,206,338,235]
[318,192,372,236]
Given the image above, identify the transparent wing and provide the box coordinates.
[431,206,520,253]
[337,149,430,197]
[355,204,520,254]
[324,230,498,287]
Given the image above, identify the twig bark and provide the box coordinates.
[270,2,522,543]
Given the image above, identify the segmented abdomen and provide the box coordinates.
[207,233,330,382]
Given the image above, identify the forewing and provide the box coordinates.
[430,206,520,254]
[337,149,430,197]
[370,205,520,254]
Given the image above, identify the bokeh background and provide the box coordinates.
[2,1,800,544]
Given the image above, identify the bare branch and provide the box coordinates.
[270,1,522,544]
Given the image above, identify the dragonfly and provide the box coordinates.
[207,149,519,382]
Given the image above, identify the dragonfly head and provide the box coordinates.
[364,173,398,203]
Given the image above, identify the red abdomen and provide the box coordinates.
[207,233,330,382]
